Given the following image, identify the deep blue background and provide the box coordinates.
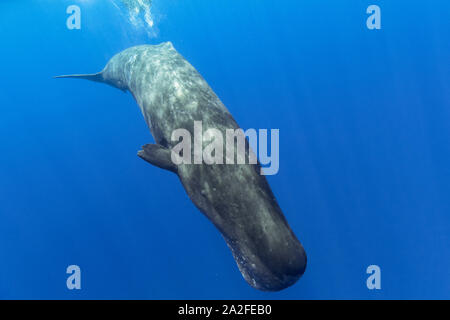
[0,0,449,299]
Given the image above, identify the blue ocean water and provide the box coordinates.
[0,0,449,299]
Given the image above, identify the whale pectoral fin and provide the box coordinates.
[138,144,178,174]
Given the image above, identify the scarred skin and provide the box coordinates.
[56,42,307,291]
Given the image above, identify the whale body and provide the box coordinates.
[56,42,307,291]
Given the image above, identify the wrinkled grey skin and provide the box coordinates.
[56,42,307,291]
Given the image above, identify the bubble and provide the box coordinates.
[112,0,156,37]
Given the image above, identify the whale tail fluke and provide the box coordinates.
[53,72,103,83]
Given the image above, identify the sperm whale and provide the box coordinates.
[56,42,307,291]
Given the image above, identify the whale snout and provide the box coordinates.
[265,243,307,291]
[226,229,307,292]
